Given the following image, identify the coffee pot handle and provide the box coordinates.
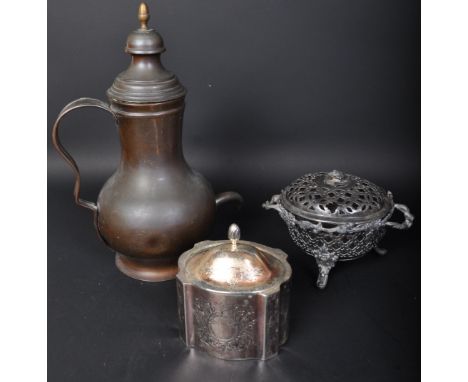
[52,98,116,212]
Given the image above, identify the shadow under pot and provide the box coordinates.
[263,170,413,289]
[51,3,242,282]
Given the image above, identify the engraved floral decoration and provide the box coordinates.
[193,298,256,353]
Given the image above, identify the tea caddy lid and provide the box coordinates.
[107,2,186,104]
[280,170,394,224]
[177,224,291,293]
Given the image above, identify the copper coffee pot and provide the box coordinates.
[52,3,242,282]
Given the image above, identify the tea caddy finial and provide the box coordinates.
[228,224,241,250]
[138,2,150,30]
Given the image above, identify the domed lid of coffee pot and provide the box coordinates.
[107,2,186,104]
[177,224,291,293]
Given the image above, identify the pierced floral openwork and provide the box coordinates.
[282,170,392,223]
[264,170,413,289]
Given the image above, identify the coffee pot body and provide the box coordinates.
[52,4,241,281]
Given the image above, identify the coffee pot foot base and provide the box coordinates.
[115,253,178,282]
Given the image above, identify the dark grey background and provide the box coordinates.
[48,0,420,381]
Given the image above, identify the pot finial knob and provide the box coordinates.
[138,2,150,30]
[324,170,348,186]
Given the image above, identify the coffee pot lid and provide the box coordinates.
[107,2,186,104]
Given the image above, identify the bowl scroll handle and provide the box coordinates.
[262,194,285,214]
[385,203,414,230]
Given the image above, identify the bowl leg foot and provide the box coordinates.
[316,265,331,289]
[375,246,388,256]
[315,252,338,289]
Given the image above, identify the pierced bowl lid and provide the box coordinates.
[280,170,393,223]
[177,224,291,293]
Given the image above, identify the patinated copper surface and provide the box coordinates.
[51,3,241,282]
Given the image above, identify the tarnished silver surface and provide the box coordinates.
[176,224,291,360]
[281,170,393,223]
[263,170,414,289]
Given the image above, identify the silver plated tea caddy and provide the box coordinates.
[176,224,291,360]
[263,170,413,289]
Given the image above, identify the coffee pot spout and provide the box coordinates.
[215,191,243,208]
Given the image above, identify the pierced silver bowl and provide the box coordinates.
[263,170,413,289]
